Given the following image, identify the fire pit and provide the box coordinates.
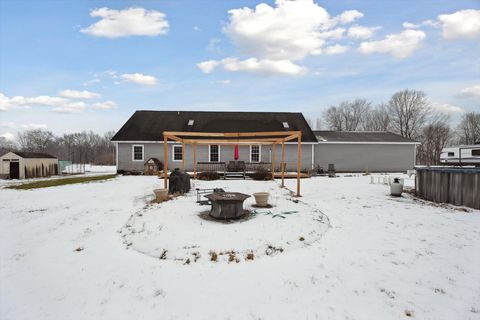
[204,192,250,219]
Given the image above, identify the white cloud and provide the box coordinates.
[457,84,480,98]
[0,92,67,111]
[121,73,157,86]
[220,80,231,85]
[358,29,426,58]
[198,57,306,76]
[324,44,349,55]
[52,102,86,114]
[336,10,363,24]
[224,0,348,61]
[431,102,464,114]
[200,1,366,76]
[438,9,480,39]
[59,89,100,99]
[197,60,220,74]
[81,7,169,38]
[93,101,117,109]
[0,132,15,141]
[402,22,419,29]
[347,25,380,39]
[193,26,200,32]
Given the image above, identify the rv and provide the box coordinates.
[440,144,480,165]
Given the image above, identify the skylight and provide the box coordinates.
[188,120,194,126]
[282,122,289,129]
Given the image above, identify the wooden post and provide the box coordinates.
[193,143,197,179]
[182,141,185,170]
[297,133,301,197]
[281,140,285,187]
[271,143,275,180]
[163,135,168,189]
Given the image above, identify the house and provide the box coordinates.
[0,151,58,179]
[111,111,317,173]
[314,131,419,172]
[112,111,419,174]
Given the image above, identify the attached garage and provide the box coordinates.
[0,152,58,179]
[313,131,419,172]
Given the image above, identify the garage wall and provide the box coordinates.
[314,143,416,172]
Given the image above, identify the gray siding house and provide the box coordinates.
[314,131,419,172]
[112,111,418,174]
[112,111,317,172]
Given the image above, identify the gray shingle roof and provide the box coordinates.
[112,111,318,142]
[12,152,57,159]
[313,131,418,143]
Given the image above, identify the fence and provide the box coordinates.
[416,167,480,209]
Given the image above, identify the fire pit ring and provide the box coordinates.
[204,192,250,219]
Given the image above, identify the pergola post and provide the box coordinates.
[182,141,185,171]
[193,143,197,179]
[297,133,301,197]
[271,143,275,180]
[163,135,168,189]
[281,140,285,187]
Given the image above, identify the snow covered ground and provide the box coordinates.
[1,174,479,320]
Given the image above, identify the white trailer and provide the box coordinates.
[440,144,480,165]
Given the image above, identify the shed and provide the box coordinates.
[144,157,163,175]
[0,151,58,179]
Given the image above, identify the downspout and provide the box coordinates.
[115,142,119,172]
[311,144,314,170]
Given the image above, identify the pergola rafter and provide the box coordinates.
[162,131,302,196]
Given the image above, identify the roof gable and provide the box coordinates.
[112,111,318,142]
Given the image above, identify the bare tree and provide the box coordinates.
[417,116,452,165]
[388,89,430,139]
[0,137,16,155]
[456,112,480,145]
[323,99,371,131]
[363,103,391,131]
[323,106,344,130]
[13,129,116,165]
[17,130,56,153]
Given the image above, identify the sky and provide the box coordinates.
[0,0,479,140]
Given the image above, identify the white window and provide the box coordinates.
[250,145,261,163]
[172,145,183,161]
[132,145,144,161]
[283,122,289,129]
[209,145,220,162]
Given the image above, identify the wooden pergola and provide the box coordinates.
[162,131,302,196]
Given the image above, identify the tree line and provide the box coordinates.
[0,130,116,165]
[309,89,479,165]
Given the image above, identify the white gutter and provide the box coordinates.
[316,141,420,145]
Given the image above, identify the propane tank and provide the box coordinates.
[390,177,403,197]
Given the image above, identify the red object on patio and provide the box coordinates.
[234,145,239,160]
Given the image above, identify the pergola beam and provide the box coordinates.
[163,131,301,138]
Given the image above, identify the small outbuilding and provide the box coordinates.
[0,151,58,179]
[144,157,163,175]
